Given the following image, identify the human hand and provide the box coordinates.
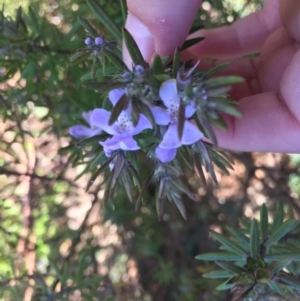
[123,0,300,153]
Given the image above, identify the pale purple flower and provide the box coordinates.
[151,79,203,163]
[90,89,152,157]
[69,111,102,139]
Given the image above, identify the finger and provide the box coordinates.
[123,0,202,66]
[185,0,281,59]
[280,0,300,43]
[215,92,300,153]
[215,50,300,153]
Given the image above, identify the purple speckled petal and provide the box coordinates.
[159,123,181,149]
[159,79,180,109]
[100,136,140,153]
[90,109,118,135]
[108,89,126,106]
[131,114,152,135]
[69,125,100,139]
[181,121,203,145]
[150,106,171,125]
[155,147,177,163]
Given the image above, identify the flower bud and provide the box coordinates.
[122,71,133,82]
[95,37,104,46]
[84,37,93,45]
[134,65,145,76]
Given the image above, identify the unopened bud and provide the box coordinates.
[95,37,104,46]
[84,37,93,45]
[134,65,145,75]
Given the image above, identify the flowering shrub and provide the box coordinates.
[68,4,244,220]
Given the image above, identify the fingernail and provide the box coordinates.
[123,13,154,67]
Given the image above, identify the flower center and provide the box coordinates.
[114,112,134,136]
[168,100,180,124]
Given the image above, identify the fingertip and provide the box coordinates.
[123,13,155,67]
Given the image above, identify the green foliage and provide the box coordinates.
[0,0,290,301]
[196,203,300,300]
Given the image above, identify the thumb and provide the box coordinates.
[123,0,202,66]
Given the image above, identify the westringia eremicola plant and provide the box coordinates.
[67,0,243,220]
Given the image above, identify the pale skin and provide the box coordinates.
[123,0,300,153]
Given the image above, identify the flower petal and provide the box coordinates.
[108,88,126,106]
[159,79,180,109]
[90,109,118,135]
[185,103,196,118]
[150,106,171,125]
[159,123,181,149]
[119,136,140,151]
[82,111,93,125]
[131,114,152,135]
[100,136,140,153]
[69,125,100,139]
[155,147,177,163]
[181,121,203,145]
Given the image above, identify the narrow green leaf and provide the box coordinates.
[152,54,164,75]
[76,134,108,147]
[210,231,247,256]
[250,219,260,258]
[122,27,145,66]
[109,94,129,125]
[173,179,196,201]
[78,16,98,37]
[215,261,245,274]
[204,76,244,88]
[208,163,218,185]
[197,111,217,145]
[82,81,125,92]
[266,219,299,247]
[239,218,251,231]
[156,179,166,221]
[172,196,187,220]
[177,103,185,140]
[119,0,127,24]
[135,167,155,210]
[195,252,241,261]
[104,50,128,70]
[269,258,293,274]
[226,226,249,245]
[216,103,242,118]
[201,61,232,81]
[265,253,300,262]
[215,279,235,291]
[172,47,180,78]
[86,156,114,191]
[28,6,40,34]
[203,270,237,279]
[180,37,205,51]
[135,101,156,130]
[271,202,284,232]
[86,0,121,40]
[193,154,207,191]
[267,280,284,296]
[260,203,269,241]
[131,101,140,127]
[90,151,106,169]
[122,171,134,203]
[127,163,142,191]
[111,154,125,189]
[69,50,91,65]
[280,276,300,290]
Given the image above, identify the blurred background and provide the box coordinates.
[1,0,300,300]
